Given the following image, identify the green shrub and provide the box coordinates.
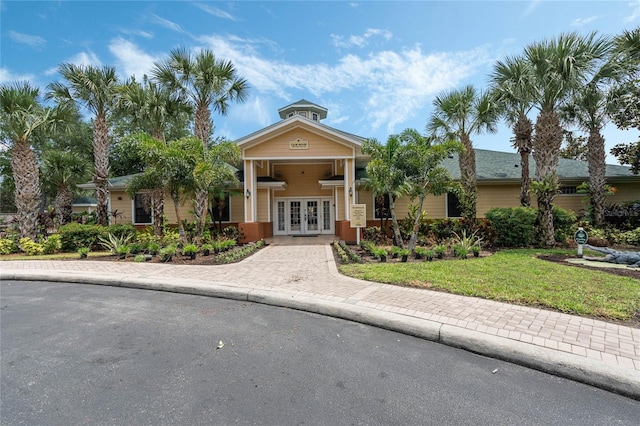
[201,243,213,256]
[486,207,537,247]
[0,238,19,255]
[77,247,90,258]
[58,223,105,251]
[134,254,146,263]
[128,242,144,254]
[19,238,44,256]
[552,207,577,243]
[215,240,265,263]
[161,229,180,247]
[434,245,447,258]
[106,224,137,240]
[413,246,428,259]
[453,246,469,259]
[452,229,481,251]
[160,245,177,262]
[147,242,160,255]
[619,228,640,246]
[182,243,198,255]
[42,234,62,255]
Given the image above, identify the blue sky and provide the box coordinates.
[1,1,639,163]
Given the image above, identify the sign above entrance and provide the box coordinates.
[289,138,309,150]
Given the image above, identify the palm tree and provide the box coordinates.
[361,135,410,247]
[41,150,89,226]
[118,76,191,235]
[152,48,249,238]
[47,64,120,226]
[490,56,535,207]
[427,85,499,220]
[398,129,462,250]
[0,82,67,239]
[524,32,610,245]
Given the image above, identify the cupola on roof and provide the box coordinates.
[277,99,328,121]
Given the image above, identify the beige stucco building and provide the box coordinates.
[81,100,640,242]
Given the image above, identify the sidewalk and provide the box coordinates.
[1,242,639,399]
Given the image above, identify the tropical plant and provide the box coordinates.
[434,245,447,259]
[182,243,198,257]
[116,76,192,236]
[396,129,462,250]
[490,56,535,207]
[160,245,176,262]
[48,64,120,226]
[42,234,62,255]
[427,85,500,219]
[41,150,89,226]
[98,232,133,255]
[152,48,249,239]
[0,81,69,239]
[19,237,44,256]
[523,31,610,246]
[451,229,482,251]
[361,134,410,247]
[77,247,90,258]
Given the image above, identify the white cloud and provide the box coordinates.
[66,51,102,67]
[193,3,238,21]
[9,30,46,47]
[624,0,640,22]
[197,35,489,133]
[521,0,541,18]
[331,28,393,49]
[0,67,35,84]
[149,13,186,34]
[108,37,159,80]
[118,28,154,39]
[571,16,598,27]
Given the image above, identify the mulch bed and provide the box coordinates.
[83,254,227,265]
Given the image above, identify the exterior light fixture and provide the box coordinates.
[246,189,251,199]
[348,187,353,197]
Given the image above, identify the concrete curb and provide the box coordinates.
[2,269,639,400]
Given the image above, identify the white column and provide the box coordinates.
[344,159,350,220]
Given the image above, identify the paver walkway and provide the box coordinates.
[2,240,639,380]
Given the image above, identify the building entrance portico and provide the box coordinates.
[236,99,369,243]
[274,197,334,236]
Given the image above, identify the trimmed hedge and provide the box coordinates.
[486,207,537,247]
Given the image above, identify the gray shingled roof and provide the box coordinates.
[441,149,637,181]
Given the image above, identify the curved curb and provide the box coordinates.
[2,269,639,400]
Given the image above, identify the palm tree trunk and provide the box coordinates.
[459,134,477,219]
[194,103,212,239]
[93,113,110,226]
[533,106,563,247]
[389,197,404,248]
[54,185,73,226]
[588,130,606,227]
[12,139,41,239]
[152,188,164,236]
[171,189,187,244]
[513,114,533,207]
[408,195,425,251]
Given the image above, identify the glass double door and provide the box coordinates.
[275,198,333,235]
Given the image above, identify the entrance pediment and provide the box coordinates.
[243,127,355,159]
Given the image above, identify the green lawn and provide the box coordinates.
[339,249,640,321]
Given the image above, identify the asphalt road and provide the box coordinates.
[1,280,638,425]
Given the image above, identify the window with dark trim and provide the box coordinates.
[134,194,152,224]
[210,193,231,222]
[559,186,578,195]
[446,192,463,218]
[374,194,390,219]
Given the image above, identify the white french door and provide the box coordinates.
[274,198,333,235]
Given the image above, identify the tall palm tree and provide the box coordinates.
[0,82,67,239]
[361,135,410,247]
[41,150,89,226]
[152,48,249,238]
[47,64,120,226]
[427,85,499,219]
[524,31,610,246]
[118,76,192,235]
[490,56,535,207]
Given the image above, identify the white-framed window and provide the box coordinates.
[312,112,319,121]
[446,193,463,218]
[210,192,231,223]
[288,112,294,118]
[374,194,390,219]
[133,194,153,224]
